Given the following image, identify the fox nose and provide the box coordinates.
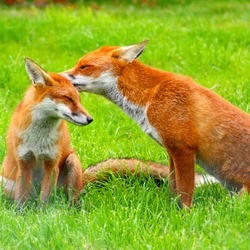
[68,74,75,79]
[87,116,93,124]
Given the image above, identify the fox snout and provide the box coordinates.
[86,116,93,124]
[78,115,93,126]
[62,73,87,90]
[66,112,93,126]
[68,74,75,80]
[56,101,93,126]
[72,106,93,126]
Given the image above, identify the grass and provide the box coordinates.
[0,1,250,249]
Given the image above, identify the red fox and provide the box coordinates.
[1,58,93,208]
[62,40,250,207]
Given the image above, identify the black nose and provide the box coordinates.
[68,74,75,79]
[87,117,93,124]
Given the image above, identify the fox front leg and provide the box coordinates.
[15,159,34,209]
[40,160,59,204]
[169,149,196,208]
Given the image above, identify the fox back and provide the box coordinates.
[63,40,250,207]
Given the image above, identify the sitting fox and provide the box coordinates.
[1,58,93,208]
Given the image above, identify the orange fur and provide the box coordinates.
[63,40,250,207]
[2,58,92,208]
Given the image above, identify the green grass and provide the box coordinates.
[0,1,250,249]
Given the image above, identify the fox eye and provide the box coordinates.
[79,65,87,70]
[63,96,74,103]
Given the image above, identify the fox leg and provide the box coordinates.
[15,159,34,207]
[168,156,176,195]
[2,156,17,199]
[170,149,195,208]
[40,160,59,204]
[62,153,83,204]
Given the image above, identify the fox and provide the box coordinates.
[62,40,250,207]
[0,58,93,208]
[1,158,217,199]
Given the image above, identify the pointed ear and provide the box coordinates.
[111,40,149,64]
[25,58,51,87]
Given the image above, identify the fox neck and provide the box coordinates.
[106,85,162,145]
[105,61,163,105]
[18,117,62,161]
[17,97,64,161]
[114,61,164,106]
[26,94,63,131]
[104,61,163,145]
[29,111,62,133]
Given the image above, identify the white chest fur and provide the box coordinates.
[106,86,163,145]
[18,115,61,162]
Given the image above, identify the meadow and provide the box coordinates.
[0,0,250,249]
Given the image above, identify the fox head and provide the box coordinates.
[62,40,149,94]
[25,58,93,126]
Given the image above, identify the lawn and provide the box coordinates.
[0,0,250,249]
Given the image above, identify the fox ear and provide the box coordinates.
[25,58,51,87]
[111,39,149,64]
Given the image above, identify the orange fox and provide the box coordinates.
[1,58,93,208]
[62,40,250,207]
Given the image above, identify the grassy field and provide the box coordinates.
[0,1,250,249]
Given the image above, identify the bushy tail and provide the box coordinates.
[83,158,217,186]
